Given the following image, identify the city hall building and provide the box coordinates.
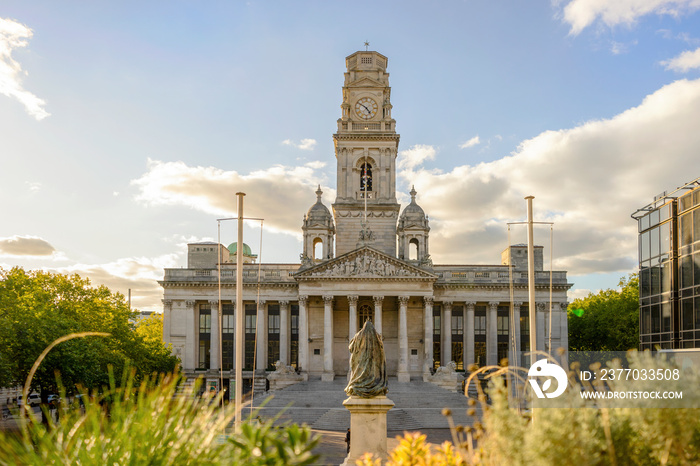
[161,50,571,392]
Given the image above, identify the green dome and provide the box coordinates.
[228,242,253,256]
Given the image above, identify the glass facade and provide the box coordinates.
[635,181,700,350]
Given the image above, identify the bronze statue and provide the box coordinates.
[345,320,388,398]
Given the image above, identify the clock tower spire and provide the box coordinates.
[332,50,401,257]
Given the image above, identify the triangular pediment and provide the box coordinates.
[347,77,384,88]
[295,246,437,281]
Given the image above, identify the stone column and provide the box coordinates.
[423,296,434,380]
[279,300,289,366]
[486,301,498,366]
[162,300,172,345]
[464,302,475,369]
[256,300,267,371]
[322,295,335,381]
[373,295,384,335]
[298,296,309,376]
[185,300,196,370]
[442,301,453,365]
[397,295,410,382]
[209,300,219,370]
[511,302,522,367]
[348,295,359,338]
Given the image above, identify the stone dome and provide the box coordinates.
[399,186,428,226]
[306,186,332,222]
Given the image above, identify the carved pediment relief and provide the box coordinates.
[295,247,436,280]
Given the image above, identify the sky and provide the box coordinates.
[2,1,700,313]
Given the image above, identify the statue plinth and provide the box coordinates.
[342,395,395,465]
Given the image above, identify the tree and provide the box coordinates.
[0,267,178,404]
[567,274,639,351]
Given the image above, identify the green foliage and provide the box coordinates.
[0,267,178,396]
[568,274,639,351]
[0,371,320,465]
[436,352,700,466]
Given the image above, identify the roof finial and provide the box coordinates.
[316,185,323,200]
[364,40,370,51]
[410,185,417,201]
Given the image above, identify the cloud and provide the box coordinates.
[397,144,437,170]
[459,136,481,149]
[610,40,637,55]
[50,254,180,313]
[398,78,700,279]
[132,159,333,236]
[0,235,56,256]
[661,46,700,71]
[561,0,700,35]
[0,17,50,120]
[282,138,317,150]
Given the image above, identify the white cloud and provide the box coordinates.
[132,159,333,236]
[50,254,180,313]
[0,235,56,256]
[397,144,437,170]
[610,40,637,55]
[282,138,317,150]
[568,288,593,302]
[25,181,41,192]
[459,135,481,149]
[399,78,700,278]
[562,0,700,35]
[661,46,700,71]
[0,17,50,120]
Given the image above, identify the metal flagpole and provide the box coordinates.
[525,196,537,367]
[234,192,245,433]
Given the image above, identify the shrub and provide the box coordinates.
[0,371,320,465]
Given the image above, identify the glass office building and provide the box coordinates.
[633,178,700,350]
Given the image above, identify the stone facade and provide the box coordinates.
[160,50,572,392]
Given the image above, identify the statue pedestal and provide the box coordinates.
[342,396,395,465]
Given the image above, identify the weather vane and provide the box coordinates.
[364,41,370,51]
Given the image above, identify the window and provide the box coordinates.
[452,310,463,370]
[359,304,372,328]
[361,56,372,64]
[360,163,372,192]
[409,239,419,260]
[474,316,486,335]
[222,304,234,370]
[313,238,323,260]
[497,315,509,335]
[244,304,256,370]
[433,305,441,369]
[198,305,211,369]
[268,304,280,369]
[290,304,299,369]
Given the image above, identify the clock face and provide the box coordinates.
[354,97,378,120]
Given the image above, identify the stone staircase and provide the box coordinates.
[249,377,480,432]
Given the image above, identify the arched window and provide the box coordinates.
[409,238,419,260]
[313,238,323,260]
[360,163,373,192]
[358,304,372,328]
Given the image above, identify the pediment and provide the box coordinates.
[347,77,384,88]
[295,247,437,281]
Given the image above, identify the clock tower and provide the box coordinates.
[332,50,401,257]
